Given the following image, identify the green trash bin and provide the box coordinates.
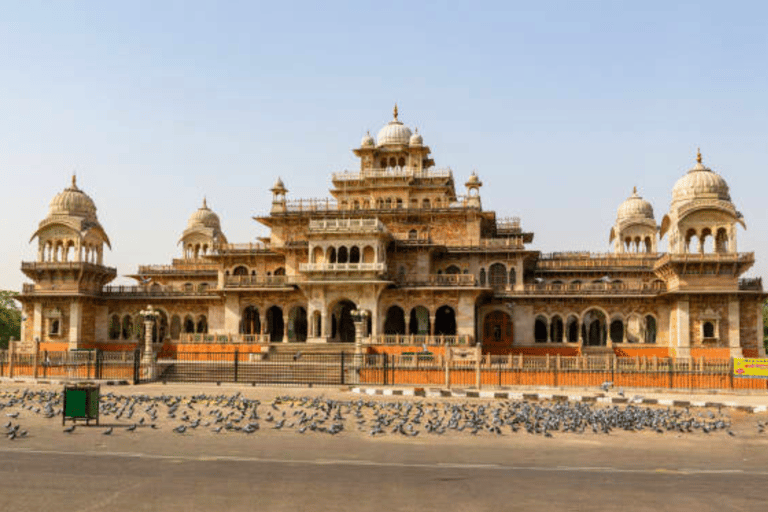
[63,384,100,426]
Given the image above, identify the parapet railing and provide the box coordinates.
[137,264,217,274]
[308,218,386,233]
[517,281,666,295]
[738,277,763,291]
[222,276,291,287]
[102,285,218,297]
[366,334,474,346]
[179,333,271,344]
[331,167,453,181]
[393,274,477,287]
[299,262,386,272]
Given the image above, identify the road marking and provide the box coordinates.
[1,448,767,476]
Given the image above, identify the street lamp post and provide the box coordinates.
[350,308,370,355]
[139,305,160,379]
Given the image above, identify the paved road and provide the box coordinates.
[2,434,767,512]
[1,383,767,511]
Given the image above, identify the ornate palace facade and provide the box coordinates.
[16,107,766,359]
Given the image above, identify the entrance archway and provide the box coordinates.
[384,306,406,335]
[482,310,513,354]
[331,300,356,343]
[267,306,284,342]
[582,309,607,346]
[434,306,457,335]
[409,306,430,335]
[241,306,261,335]
[288,306,308,342]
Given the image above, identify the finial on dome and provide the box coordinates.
[393,103,399,121]
[71,173,78,190]
[202,196,208,209]
[633,186,637,195]
[696,147,702,164]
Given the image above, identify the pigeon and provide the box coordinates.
[63,425,76,434]
[103,427,113,435]
[173,425,187,434]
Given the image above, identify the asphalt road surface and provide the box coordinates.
[1,384,766,511]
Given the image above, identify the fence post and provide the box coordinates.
[383,353,388,386]
[611,355,616,384]
[475,352,481,390]
[8,339,14,378]
[669,357,674,389]
[445,349,451,389]
[729,357,734,389]
[233,349,239,383]
[133,348,140,384]
[554,354,560,387]
[43,350,48,378]
[340,352,345,385]
[96,349,103,380]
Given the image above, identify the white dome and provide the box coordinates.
[617,187,654,221]
[376,104,412,146]
[187,198,221,230]
[361,132,375,147]
[672,152,731,203]
[409,129,423,146]
[48,175,98,221]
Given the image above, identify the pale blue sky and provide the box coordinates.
[1,1,767,289]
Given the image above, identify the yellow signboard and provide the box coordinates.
[733,358,768,379]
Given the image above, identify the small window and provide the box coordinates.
[198,283,208,293]
[408,229,418,240]
[703,321,715,338]
[49,319,60,336]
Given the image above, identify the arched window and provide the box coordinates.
[327,247,337,263]
[337,246,348,264]
[384,306,406,335]
[566,316,579,343]
[610,319,624,344]
[349,246,360,264]
[184,283,194,293]
[109,315,121,340]
[445,265,461,275]
[288,306,308,342]
[434,306,457,335]
[534,316,548,343]
[582,309,607,346]
[196,316,208,334]
[550,316,564,343]
[703,321,715,339]
[479,268,486,286]
[409,306,430,335]
[422,198,431,209]
[122,315,134,340]
[489,263,508,290]
[273,267,286,276]
[241,306,261,335]
[645,315,657,344]
[184,316,195,334]
[198,283,208,293]
[408,229,418,240]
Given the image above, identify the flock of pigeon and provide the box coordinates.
[2,386,766,441]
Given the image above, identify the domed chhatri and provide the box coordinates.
[409,128,423,147]
[48,174,99,221]
[671,148,731,204]
[186,197,222,230]
[617,186,654,221]
[361,131,375,148]
[376,103,412,147]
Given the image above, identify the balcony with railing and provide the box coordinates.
[738,277,763,291]
[223,275,293,288]
[21,261,117,274]
[392,274,477,287]
[178,333,271,344]
[102,284,218,297]
[308,218,386,234]
[365,334,474,346]
[214,242,272,254]
[508,281,666,296]
[495,216,521,234]
[299,262,387,273]
[331,167,453,182]
[448,238,526,251]
[537,252,660,270]
[136,263,217,275]
[275,195,476,214]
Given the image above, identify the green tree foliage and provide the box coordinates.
[0,291,21,349]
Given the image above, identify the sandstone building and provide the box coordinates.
[17,107,766,359]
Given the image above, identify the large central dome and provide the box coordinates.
[376,104,412,147]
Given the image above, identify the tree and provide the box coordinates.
[0,291,21,350]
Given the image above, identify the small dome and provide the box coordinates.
[465,172,482,187]
[187,198,221,230]
[671,150,731,203]
[409,129,423,146]
[617,187,654,221]
[376,104,412,146]
[272,177,285,190]
[361,132,375,147]
[48,175,98,221]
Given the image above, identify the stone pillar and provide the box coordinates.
[68,301,82,351]
[757,301,766,357]
[429,315,435,336]
[514,259,524,292]
[142,318,156,379]
[675,298,690,358]
[32,303,42,344]
[456,295,475,339]
[223,294,239,333]
[728,297,742,358]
